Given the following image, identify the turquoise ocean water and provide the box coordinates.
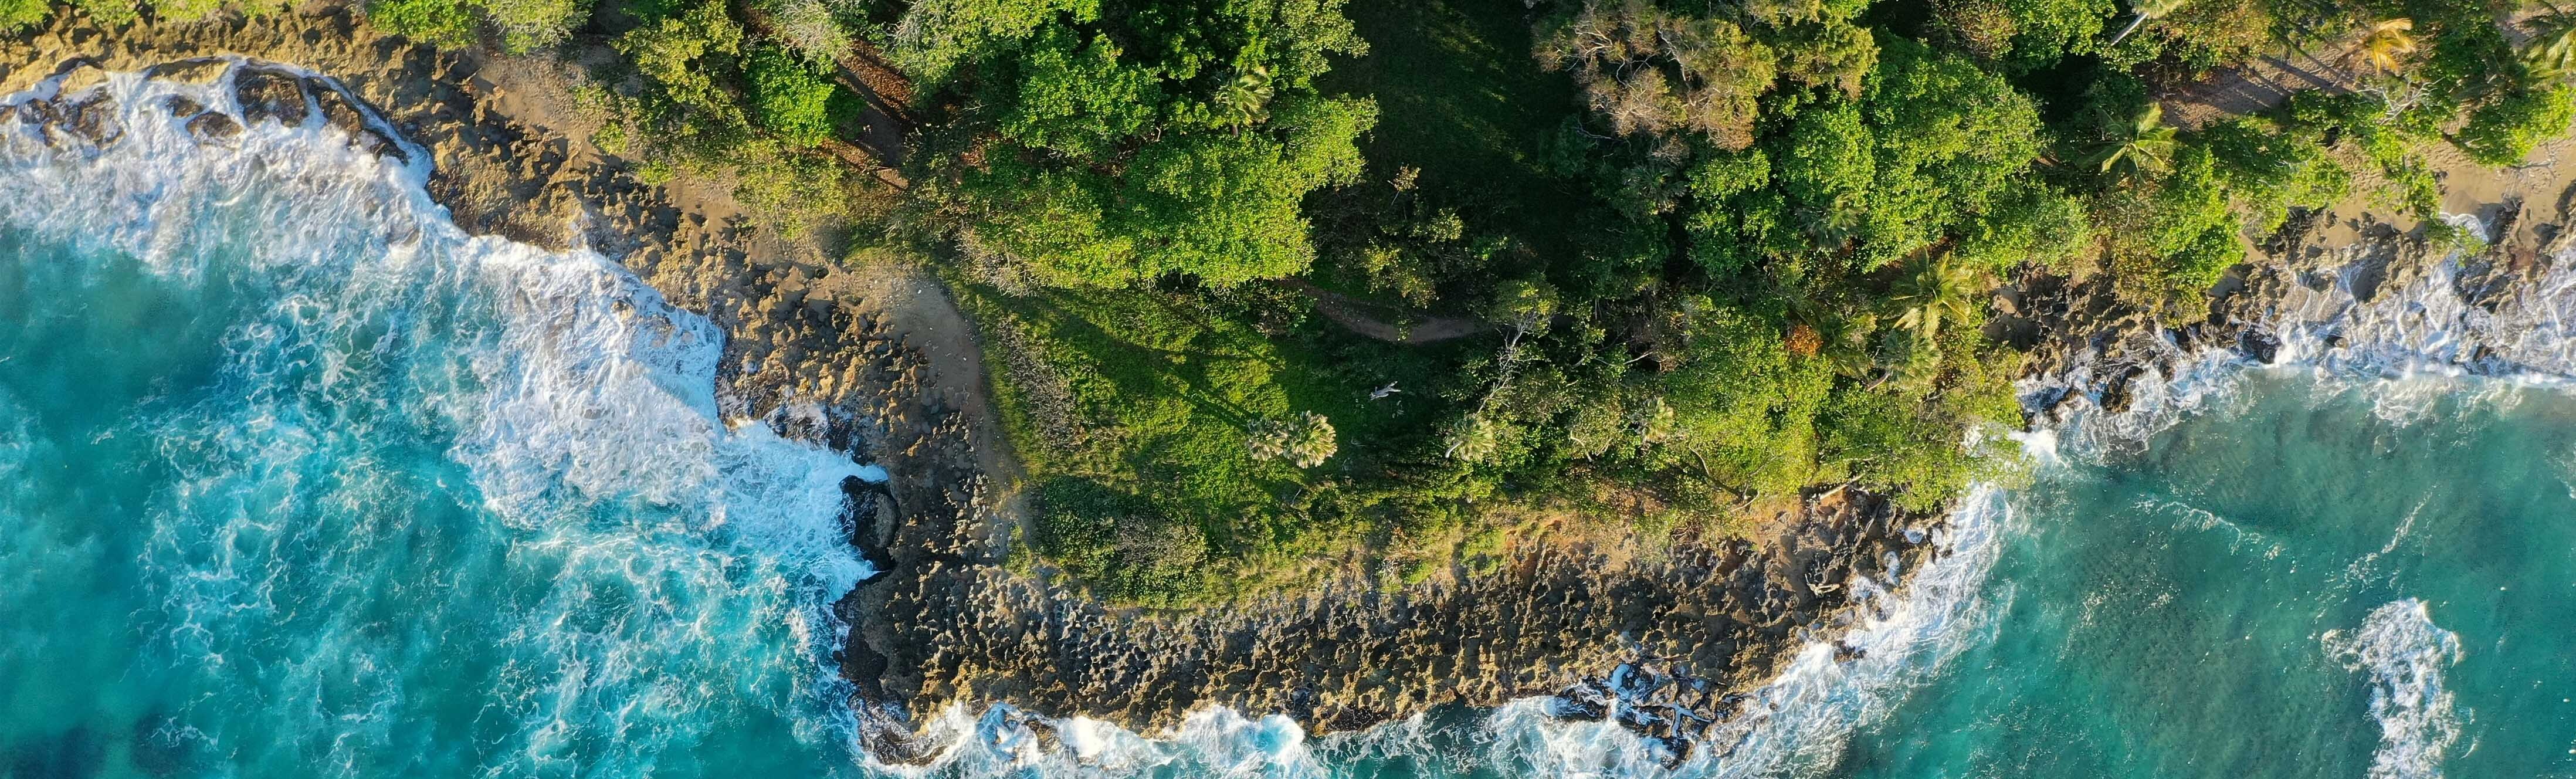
[1831,373,2576,779]
[5,68,2572,778]
[0,70,878,777]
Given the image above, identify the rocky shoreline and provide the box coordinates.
[13,5,2571,770]
[0,3,1002,749]
[1,7,1953,764]
[2010,133,2576,432]
[849,486,1939,763]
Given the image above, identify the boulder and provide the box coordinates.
[185,111,240,143]
[59,93,120,147]
[231,66,309,126]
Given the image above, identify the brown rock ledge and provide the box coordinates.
[4,6,1956,767]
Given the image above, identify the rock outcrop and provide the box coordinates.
[2,5,1997,767]
[842,483,1938,761]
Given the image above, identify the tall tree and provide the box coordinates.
[1887,255,1983,349]
[2106,0,2187,46]
[2527,7,2576,79]
[2085,103,2179,179]
[903,0,1379,288]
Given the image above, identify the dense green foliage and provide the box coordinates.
[2458,82,2576,166]
[2,0,283,31]
[897,0,1379,288]
[355,0,584,51]
[1,0,49,29]
[56,0,2554,604]
[924,0,2576,603]
[746,45,839,147]
[952,278,1479,601]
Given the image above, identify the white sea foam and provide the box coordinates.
[2,65,882,773]
[15,58,2556,779]
[1675,487,2015,778]
[2326,600,2465,779]
[2024,211,2576,461]
[896,151,2576,778]
[2004,219,2576,779]
[877,703,1321,778]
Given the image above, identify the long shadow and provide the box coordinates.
[997,291,1276,429]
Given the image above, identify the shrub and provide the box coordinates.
[367,0,475,47]
[2456,85,2576,167]
[754,0,848,60]
[152,0,228,21]
[0,0,49,32]
[69,0,138,24]
[480,0,584,53]
[747,46,837,148]
[733,151,856,236]
[1032,477,1211,605]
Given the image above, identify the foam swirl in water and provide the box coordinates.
[13,60,2559,779]
[2326,600,2465,779]
[2,63,880,775]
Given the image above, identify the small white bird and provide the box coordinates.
[1370,381,1401,400]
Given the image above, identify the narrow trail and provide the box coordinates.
[734,7,914,188]
[824,36,916,172]
[1280,279,1493,344]
[2158,48,2360,130]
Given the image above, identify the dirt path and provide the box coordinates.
[826,37,916,170]
[732,7,913,187]
[2157,12,2544,131]
[1282,279,1492,344]
[2158,48,2360,130]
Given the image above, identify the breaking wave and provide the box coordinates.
[11,57,2555,779]
[2026,212,2576,459]
[2326,600,2465,779]
[3,62,881,774]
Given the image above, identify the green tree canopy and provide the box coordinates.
[905,0,1378,288]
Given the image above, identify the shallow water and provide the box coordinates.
[8,69,2575,779]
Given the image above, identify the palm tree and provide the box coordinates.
[1798,198,1867,248]
[2084,103,2179,180]
[2354,18,2418,74]
[1887,255,1984,348]
[1213,65,1275,129]
[1817,311,1882,378]
[1767,267,1879,377]
[2526,7,2576,79]
[2106,0,2189,47]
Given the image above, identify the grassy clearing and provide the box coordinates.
[950,276,1490,603]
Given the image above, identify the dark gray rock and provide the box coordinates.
[185,111,240,143]
[231,66,309,126]
[53,93,121,147]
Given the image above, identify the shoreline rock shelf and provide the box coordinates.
[0,13,1935,758]
[15,2,2573,768]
